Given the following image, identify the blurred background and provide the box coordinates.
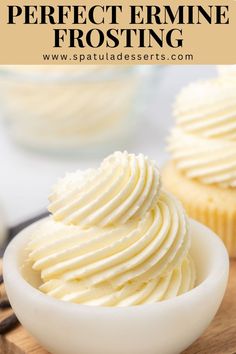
[0,64,217,250]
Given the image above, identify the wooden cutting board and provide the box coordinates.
[1,260,236,354]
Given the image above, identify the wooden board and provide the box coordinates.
[1,261,236,354]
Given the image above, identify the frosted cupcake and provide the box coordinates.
[162,78,236,257]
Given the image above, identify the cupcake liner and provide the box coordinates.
[162,162,236,258]
[183,200,235,258]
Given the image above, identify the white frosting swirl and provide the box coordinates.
[1,66,138,149]
[218,65,236,80]
[49,151,161,227]
[27,152,195,306]
[168,78,236,187]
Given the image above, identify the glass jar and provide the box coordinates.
[0,65,156,156]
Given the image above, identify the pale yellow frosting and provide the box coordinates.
[1,66,138,148]
[27,152,195,306]
[168,78,236,188]
[48,151,161,227]
[217,65,236,79]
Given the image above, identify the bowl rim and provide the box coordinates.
[3,218,229,314]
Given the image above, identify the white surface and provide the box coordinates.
[3,219,229,354]
[0,65,217,227]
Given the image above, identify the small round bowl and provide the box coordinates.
[3,219,229,354]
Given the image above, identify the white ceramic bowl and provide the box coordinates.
[3,219,229,354]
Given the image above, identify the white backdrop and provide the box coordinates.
[0,65,216,227]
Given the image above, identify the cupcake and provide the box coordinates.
[162,78,236,257]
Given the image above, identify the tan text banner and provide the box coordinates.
[0,0,236,64]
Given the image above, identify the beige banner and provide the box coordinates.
[0,0,236,64]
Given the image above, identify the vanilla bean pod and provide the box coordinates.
[0,273,18,334]
[0,314,19,335]
[0,299,11,309]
